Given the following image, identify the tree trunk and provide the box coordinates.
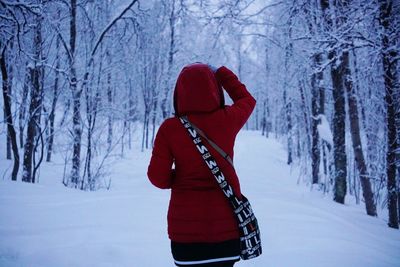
[69,0,82,187]
[283,89,293,165]
[318,58,330,180]
[128,78,135,150]
[0,45,19,181]
[22,16,43,183]
[151,60,159,147]
[311,54,322,184]
[298,78,310,152]
[320,0,348,203]
[343,51,377,216]
[128,79,136,122]
[380,0,399,228]
[19,67,29,148]
[261,100,266,136]
[161,0,176,119]
[5,42,13,160]
[141,108,148,152]
[106,48,113,153]
[145,111,150,149]
[283,18,293,165]
[47,24,61,162]
[83,47,102,191]
[331,50,347,204]
[5,114,11,159]
[263,45,270,138]
[255,93,259,130]
[105,3,113,152]
[70,83,82,187]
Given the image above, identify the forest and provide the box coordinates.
[1,0,399,233]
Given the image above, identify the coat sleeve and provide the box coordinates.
[147,121,174,189]
[215,66,256,132]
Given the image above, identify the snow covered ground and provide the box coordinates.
[1,130,399,267]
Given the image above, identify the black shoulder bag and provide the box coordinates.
[179,116,262,260]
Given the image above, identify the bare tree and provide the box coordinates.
[380,0,399,228]
[1,43,19,181]
[60,0,139,188]
[22,10,43,183]
[319,0,348,204]
[46,9,62,162]
[344,50,377,216]
[283,13,294,165]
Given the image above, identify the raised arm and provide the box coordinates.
[147,122,174,189]
[215,66,256,132]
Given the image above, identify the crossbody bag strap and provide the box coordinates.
[179,116,242,208]
[180,116,262,260]
[182,116,234,168]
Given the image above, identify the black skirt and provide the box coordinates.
[171,239,240,267]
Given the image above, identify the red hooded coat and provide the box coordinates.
[147,63,256,243]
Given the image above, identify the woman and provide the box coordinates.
[147,63,256,267]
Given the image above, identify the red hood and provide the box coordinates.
[174,63,224,116]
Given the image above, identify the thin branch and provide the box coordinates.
[90,0,139,61]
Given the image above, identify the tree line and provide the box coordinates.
[1,0,399,229]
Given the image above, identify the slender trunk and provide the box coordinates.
[128,79,134,150]
[70,85,82,187]
[331,50,347,204]
[151,93,158,147]
[1,45,19,181]
[352,50,367,132]
[69,0,82,187]
[296,119,301,159]
[32,115,44,184]
[5,114,11,158]
[283,89,293,165]
[266,100,270,138]
[320,0,348,203]
[141,109,148,152]
[122,106,127,156]
[19,68,29,148]
[261,100,266,136]
[299,79,311,152]
[380,0,399,228]
[344,51,377,216]
[85,92,98,191]
[84,51,102,191]
[128,79,135,121]
[145,112,149,149]
[311,54,322,184]
[59,98,70,128]
[22,17,43,183]
[255,97,259,130]
[385,62,398,228]
[47,28,60,162]
[284,21,293,165]
[304,0,321,184]
[128,122,132,150]
[5,43,13,160]
[106,49,113,152]
[318,57,329,179]
[161,0,176,119]
[263,45,270,138]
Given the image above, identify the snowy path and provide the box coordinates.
[1,131,399,267]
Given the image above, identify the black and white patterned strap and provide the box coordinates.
[182,116,234,167]
[179,116,243,209]
[179,116,262,260]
